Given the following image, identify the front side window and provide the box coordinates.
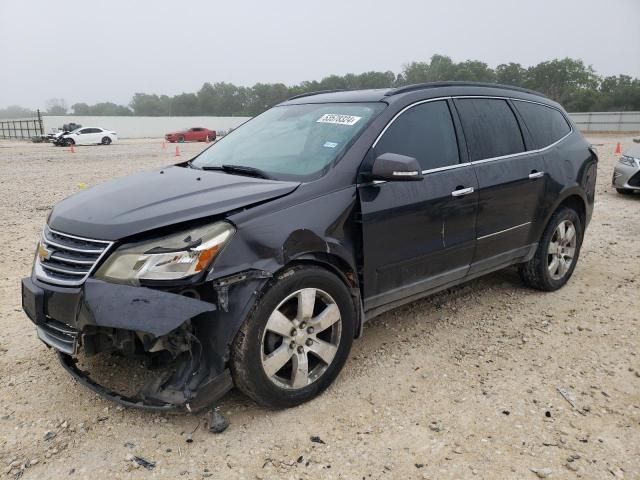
[455,98,525,161]
[192,102,385,181]
[512,100,571,149]
[373,100,460,171]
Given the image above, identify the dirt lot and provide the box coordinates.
[0,136,638,480]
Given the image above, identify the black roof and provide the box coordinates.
[281,82,553,107]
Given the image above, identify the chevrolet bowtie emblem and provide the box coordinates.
[38,243,52,262]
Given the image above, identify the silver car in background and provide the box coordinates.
[613,145,640,194]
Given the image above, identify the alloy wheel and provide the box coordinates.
[261,288,342,390]
[547,219,577,280]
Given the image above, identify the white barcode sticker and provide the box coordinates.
[316,114,362,126]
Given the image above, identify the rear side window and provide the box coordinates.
[512,100,571,149]
[455,98,525,161]
[374,100,460,170]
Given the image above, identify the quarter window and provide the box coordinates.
[374,100,460,171]
[512,100,571,149]
[455,98,525,161]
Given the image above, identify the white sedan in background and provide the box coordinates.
[58,127,118,146]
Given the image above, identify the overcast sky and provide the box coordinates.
[1,0,639,109]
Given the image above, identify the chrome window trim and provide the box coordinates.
[421,162,472,175]
[477,221,531,241]
[35,226,114,287]
[369,94,574,176]
[371,96,452,149]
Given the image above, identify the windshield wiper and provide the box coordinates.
[201,164,271,179]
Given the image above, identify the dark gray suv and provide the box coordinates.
[22,82,597,412]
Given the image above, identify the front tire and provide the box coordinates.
[178,135,185,143]
[519,207,583,291]
[616,188,634,195]
[230,266,355,408]
[64,138,75,146]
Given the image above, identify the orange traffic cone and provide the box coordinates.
[162,140,166,150]
[614,142,622,154]
[69,144,75,153]
[175,146,181,157]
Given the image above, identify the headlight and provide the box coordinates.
[95,222,234,284]
[619,155,639,167]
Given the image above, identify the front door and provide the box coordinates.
[453,98,547,273]
[359,99,479,313]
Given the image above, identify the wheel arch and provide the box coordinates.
[543,188,588,232]
[271,253,364,338]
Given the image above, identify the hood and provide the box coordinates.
[49,166,300,240]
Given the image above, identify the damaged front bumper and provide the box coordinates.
[21,274,267,412]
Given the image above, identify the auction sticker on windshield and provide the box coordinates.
[316,114,362,126]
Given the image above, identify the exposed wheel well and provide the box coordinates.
[274,256,363,338]
[556,195,586,228]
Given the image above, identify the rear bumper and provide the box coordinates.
[21,276,240,412]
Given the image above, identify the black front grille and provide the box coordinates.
[629,171,640,187]
[35,226,112,286]
[37,318,78,354]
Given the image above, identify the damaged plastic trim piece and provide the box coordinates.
[58,352,233,412]
[210,269,272,312]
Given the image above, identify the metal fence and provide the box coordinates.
[568,111,640,133]
[0,110,44,139]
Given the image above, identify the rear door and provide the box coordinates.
[359,99,479,312]
[453,97,547,273]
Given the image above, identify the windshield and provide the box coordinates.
[191,102,385,181]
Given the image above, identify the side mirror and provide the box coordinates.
[369,153,423,182]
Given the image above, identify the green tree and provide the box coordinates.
[524,58,599,108]
[495,63,527,86]
[130,93,170,116]
[0,105,36,119]
[46,98,67,115]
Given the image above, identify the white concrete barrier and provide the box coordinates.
[42,116,252,138]
[569,111,640,132]
[40,111,640,138]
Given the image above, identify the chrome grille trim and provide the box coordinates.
[34,226,114,287]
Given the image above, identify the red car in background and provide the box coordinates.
[165,127,216,143]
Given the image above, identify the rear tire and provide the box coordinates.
[101,137,111,145]
[230,266,355,408]
[519,207,583,291]
[616,188,634,195]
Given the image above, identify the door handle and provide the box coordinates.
[451,186,474,197]
[528,171,545,179]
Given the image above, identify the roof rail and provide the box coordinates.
[385,81,546,98]
[286,89,349,101]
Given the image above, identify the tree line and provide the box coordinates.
[2,55,639,119]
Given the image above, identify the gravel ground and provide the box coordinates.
[0,136,638,480]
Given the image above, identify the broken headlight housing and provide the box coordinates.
[95,222,234,284]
